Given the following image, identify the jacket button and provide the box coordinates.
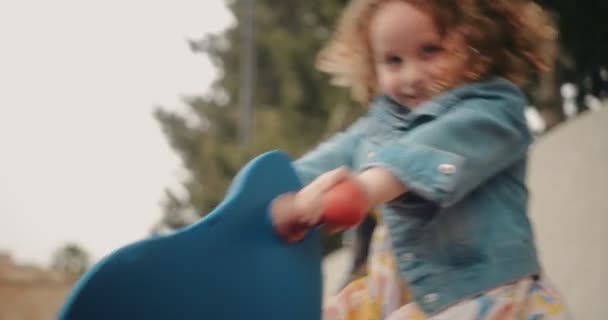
[367,151,376,158]
[438,164,456,175]
[423,293,439,304]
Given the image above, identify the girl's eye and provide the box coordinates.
[421,45,442,58]
[385,55,402,65]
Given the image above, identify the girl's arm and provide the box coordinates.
[355,167,407,207]
[293,117,369,186]
[359,87,532,208]
[271,116,371,242]
[272,166,407,242]
[273,82,532,241]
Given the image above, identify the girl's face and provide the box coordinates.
[370,1,468,108]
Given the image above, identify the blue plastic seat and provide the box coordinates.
[58,151,323,320]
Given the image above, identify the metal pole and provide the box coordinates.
[239,0,256,148]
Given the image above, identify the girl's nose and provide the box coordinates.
[400,64,422,90]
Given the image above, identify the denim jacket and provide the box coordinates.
[293,77,541,315]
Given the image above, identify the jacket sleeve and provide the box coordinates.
[293,117,369,186]
[360,97,532,207]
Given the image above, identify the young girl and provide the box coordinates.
[271,0,570,319]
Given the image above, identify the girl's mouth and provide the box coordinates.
[403,94,425,107]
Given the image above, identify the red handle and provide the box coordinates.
[321,178,369,229]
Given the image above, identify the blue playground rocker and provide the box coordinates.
[58,151,325,320]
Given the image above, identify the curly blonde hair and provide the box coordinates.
[316,0,558,103]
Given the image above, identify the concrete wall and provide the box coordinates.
[528,107,608,319]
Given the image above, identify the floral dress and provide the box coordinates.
[323,217,571,320]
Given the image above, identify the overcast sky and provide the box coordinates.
[0,0,233,266]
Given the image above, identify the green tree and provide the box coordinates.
[154,0,356,253]
[548,0,608,76]
[533,0,608,125]
[51,243,90,276]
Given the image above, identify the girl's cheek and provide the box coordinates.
[387,79,402,96]
[379,73,397,95]
[431,59,462,87]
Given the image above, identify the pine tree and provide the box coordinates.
[154,1,357,252]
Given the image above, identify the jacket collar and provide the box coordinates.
[369,77,523,125]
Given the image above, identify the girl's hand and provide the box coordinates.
[271,166,405,242]
[271,167,351,242]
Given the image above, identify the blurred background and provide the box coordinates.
[0,0,606,319]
